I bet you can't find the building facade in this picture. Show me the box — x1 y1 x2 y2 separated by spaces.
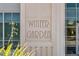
0 3 78 56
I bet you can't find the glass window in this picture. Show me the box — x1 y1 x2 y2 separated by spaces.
66 37 76 41
12 41 20 49
12 13 20 21
66 3 76 8
4 13 11 22
0 13 3 22
0 23 3 40
77 19 79 23
4 23 11 40
77 3 79 8
4 41 10 49
0 13 20 50
67 28 76 36
0 41 3 48
12 13 20 41
77 9 79 18
65 9 76 17
0 13 3 48
65 3 77 55
66 47 76 54
4 13 20 49
65 18 76 26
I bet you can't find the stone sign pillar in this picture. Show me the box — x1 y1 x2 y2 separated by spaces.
20 3 65 56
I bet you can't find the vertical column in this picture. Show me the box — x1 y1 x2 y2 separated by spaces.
20 4 26 46
52 3 65 56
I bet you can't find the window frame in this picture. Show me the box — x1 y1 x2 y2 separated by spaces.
0 12 20 49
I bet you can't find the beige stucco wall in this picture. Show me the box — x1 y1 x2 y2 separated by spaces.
20 3 65 56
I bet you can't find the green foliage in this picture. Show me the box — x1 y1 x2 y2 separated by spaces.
0 43 33 56
0 21 34 56
4 43 12 56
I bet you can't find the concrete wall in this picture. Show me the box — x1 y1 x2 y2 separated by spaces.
0 3 20 12
20 3 65 56
52 3 65 56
